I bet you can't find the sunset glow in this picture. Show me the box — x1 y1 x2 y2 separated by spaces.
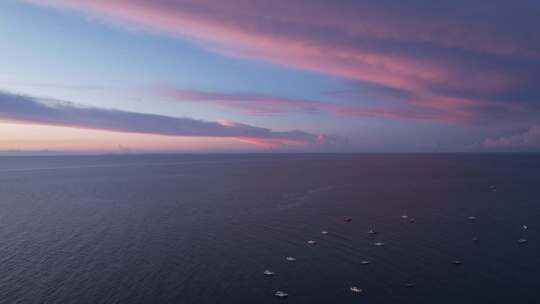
1 1 539 152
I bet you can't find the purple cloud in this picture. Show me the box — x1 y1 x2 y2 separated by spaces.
0 90 347 148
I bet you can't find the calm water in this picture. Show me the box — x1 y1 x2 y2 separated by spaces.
0 154 538 304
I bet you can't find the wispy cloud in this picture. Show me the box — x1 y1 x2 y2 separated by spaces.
162 88 328 115
24 0 540 124
0 90 347 148
161 88 521 124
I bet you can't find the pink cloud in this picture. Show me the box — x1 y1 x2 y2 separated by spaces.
24 0 540 124
25 1 531 89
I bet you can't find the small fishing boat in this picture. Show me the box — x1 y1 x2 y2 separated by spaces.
321 230 329 235
263 270 275 276
374 242 385 247
360 260 370 265
368 229 377 235
453 260 463 265
307 240 317 245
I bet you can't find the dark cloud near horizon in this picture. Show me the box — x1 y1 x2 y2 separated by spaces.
0 91 347 147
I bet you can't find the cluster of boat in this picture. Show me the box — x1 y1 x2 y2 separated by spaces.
264 210 530 299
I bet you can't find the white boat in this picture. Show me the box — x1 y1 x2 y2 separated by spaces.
274 291 288 298
321 230 329 235
360 260 370 265
374 242 385 246
522 225 528 230
467 216 476 220
453 260 463 265
350 286 363 293
518 238 528 244
367 229 377 235
400 215 408 219
307 240 317 245
286 256 297 262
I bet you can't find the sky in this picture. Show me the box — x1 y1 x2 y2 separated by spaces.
1 0 539 153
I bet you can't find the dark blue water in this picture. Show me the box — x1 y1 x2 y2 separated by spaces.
0 154 538 304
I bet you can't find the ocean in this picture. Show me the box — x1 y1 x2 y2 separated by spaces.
0 154 538 303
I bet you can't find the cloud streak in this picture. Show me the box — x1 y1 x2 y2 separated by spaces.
0 91 347 148
162 88 522 124
24 0 540 125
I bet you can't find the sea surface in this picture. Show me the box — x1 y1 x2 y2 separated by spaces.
0 154 538 304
